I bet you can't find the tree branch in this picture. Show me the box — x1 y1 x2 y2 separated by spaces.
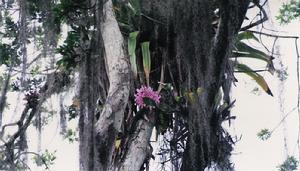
119 119 154 171
2 71 69 147
0 66 13 128
248 30 299 39
240 2 268 31
94 0 130 170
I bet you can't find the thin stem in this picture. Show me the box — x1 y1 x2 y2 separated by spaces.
240 2 268 31
295 37 300 161
248 30 299 39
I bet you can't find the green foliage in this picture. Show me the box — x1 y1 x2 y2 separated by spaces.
277 0 300 24
155 106 172 135
236 63 273 96
63 129 78 143
257 128 271 141
32 26 46 49
0 16 21 66
68 104 78 121
30 65 41 76
236 31 259 42
52 0 86 27
27 0 41 20
141 42 151 86
3 16 18 38
143 97 156 107
233 31 274 96
233 31 273 65
276 67 289 81
278 156 298 171
155 86 186 135
34 150 57 169
52 2 68 26
0 76 3 87
233 42 272 64
128 31 139 77
113 0 141 33
56 29 80 71
0 43 19 66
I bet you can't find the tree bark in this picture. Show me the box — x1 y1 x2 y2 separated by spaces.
174 1 250 170
119 120 154 171
93 0 130 170
77 0 250 170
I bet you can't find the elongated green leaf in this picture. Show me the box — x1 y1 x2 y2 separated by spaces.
233 41 275 74
233 31 276 74
141 41 151 86
232 51 270 63
128 0 141 15
235 42 269 60
236 31 259 42
235 63 273 96
128 31 139 77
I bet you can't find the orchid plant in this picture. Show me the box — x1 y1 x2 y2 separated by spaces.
134 86 161 108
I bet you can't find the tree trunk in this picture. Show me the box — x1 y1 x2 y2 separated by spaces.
172 1 250 170
93 0 130 170
138 0 250 170
78 0 250 170
118 120 154 171
78 1 108 170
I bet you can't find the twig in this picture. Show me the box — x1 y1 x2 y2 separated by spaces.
240 3 268 31
18 151 51 170
141 13 166 25
0 122 19 139
270 106 298 134
158 52 166 93
234 69 269 73
4 71 69 147
295 37 300 161
248 30 299 39
12 68 55 76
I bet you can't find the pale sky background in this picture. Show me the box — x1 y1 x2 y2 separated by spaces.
231 1 300 171
1 1 300 171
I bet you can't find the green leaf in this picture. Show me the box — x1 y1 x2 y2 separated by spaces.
235 63 273 96
234 42 272 62
34 150 57 168
128 0 141 15
128 31 139 77
278 156 298 171
257 128 271 141
236 31 259 42
141 42 151 86
143 97 156 107
233 32 275 75
232 51 270 63
64 129 78 143
232 51 276 74
277 0 300 24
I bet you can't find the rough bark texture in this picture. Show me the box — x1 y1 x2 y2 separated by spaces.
138 0 250 170
78 1 107 170
119 120 154 171
77 0 250 170
0 68 12 128
93 0 130 170
173 1 250 170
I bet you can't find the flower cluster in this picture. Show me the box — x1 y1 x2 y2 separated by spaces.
134 86 161 108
